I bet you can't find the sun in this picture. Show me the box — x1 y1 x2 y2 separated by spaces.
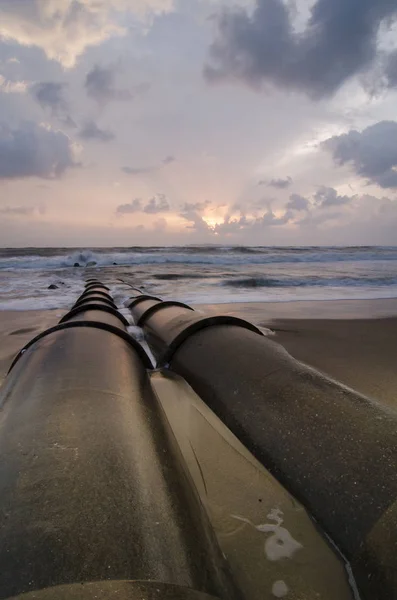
202 216 221 228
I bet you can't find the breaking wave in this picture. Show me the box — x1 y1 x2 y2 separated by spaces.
222 275 397 289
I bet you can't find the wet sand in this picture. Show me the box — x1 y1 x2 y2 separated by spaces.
266 317 397 409
1 299 397 411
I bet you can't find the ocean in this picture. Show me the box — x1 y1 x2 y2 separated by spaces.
1 246 397 310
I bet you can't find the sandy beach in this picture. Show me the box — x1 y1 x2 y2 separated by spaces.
1 298 396 412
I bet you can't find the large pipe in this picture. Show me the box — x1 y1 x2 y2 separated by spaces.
131 300 397 600
74 296 118 309
0 283 238 600
129 300 260 363
8 582 223 599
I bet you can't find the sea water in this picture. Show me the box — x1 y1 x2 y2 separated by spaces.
0 246 397 310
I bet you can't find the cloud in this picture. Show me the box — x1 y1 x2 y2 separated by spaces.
323 121 397 189
85 64 149 105
314 186 353 208
0 122 78 180
116 194 170 215
32 82 68 113
0 205 35 216
122 165 156 175
31 81 76 127
179 205 212 232
122 155 176 175
298 209 344 227
116 198 142 214
261 209 294 226
180 200 211 212
385 50 397 88
213 208 295 236
286 193 309 211
259 176 292 189
78 120 115 142
204 0 397 98
213 214 249 234
85 64 131 103
143 194 170 214
0 1 174 69
0 74 29 94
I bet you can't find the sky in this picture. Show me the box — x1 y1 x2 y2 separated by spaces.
0 0 397 247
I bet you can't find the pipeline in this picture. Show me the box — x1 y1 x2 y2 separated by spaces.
0 282 239 600
129 294 397 600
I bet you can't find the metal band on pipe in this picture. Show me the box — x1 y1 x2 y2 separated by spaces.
74 296 117 309
78 290 114 301
127 295 163 309
136 301 194 327
84 283 110 291
8 320 152 372
60 303 129 326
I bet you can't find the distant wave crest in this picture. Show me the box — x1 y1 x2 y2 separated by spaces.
1 246 397 270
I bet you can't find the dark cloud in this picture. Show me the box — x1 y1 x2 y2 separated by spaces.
323 121 397 189
179 205 211 231
180 200 211 212
31 81 76 127
163 155 176 165
204 0 397 98
385 50 397 88
85 65 149 104
116 194 170 215
62 115 77 129
286 193 309 211
85 65 131 103
143 194 170 214
116 199 142 214
214 215 249 234
213 208 294 235
0 122 77 179
261 209 294 225
78 121 115 142
260 176 292 188
314 187 353 208
122 165 156 175
32 82 67 112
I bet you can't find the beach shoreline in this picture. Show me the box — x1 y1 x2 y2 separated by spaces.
195 296 397 320
1 298 396 410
